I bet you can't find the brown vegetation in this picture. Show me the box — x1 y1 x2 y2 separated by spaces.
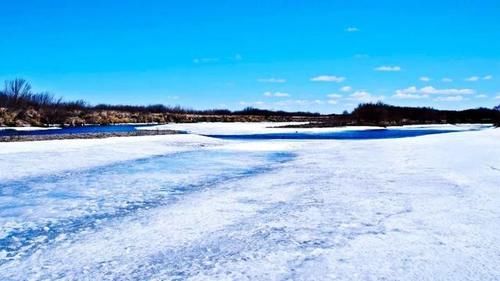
0 79 318 126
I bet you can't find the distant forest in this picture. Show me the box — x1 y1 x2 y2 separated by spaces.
1 78 499 127
350 102 500 127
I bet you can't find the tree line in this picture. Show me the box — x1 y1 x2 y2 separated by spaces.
0 78 319 116
1 78 499 126
350 102 500 126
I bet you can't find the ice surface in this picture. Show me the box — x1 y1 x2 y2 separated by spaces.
0 134 221 181
137 122 379 135
1 126 499 280
138 122 490 135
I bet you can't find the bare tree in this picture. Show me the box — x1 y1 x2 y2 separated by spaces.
4 78 32 96
3 78 33 107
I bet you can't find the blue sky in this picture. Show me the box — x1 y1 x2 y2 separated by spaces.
1 0 499 113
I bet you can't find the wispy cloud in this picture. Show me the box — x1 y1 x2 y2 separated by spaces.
495 94 500 100
345 27 359 32
340 86 352 92
257 78 286 83
193 57 219 64
349 91 384 103
233 53 242 61
310 75 346 83
239 101 265 107
263 91 290 97
395 86 475 96
194 54 242 64
327 93 342 99
442 78 453 83
475 94 487 98
434 95 464 102
393 93 429 99
465 74 493 81
419 76 431 82
354 54 369 59
465 76 480 82
274 99 324 107
374 66 401 72
327 93 342 104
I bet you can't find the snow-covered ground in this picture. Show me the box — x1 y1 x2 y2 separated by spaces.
0 124 499 280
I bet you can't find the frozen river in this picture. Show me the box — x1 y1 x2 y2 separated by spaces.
0 124 499 280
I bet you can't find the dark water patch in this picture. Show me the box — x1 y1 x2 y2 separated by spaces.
207 129 471 140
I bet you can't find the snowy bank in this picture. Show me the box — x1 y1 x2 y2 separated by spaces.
0 126 61 131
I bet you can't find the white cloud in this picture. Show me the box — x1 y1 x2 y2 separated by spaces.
393 93 429 99
419 76 431 82
475 94 487 98
423 86 475 95
495 94 500 100
327 100 338 104
442 78 453 82
274 99 324 107
395 86 475 96
239 101 265 107
345 27 359 32
465 76 480 82
257 78 286 83
263 91 290 97
340 86 352 92
310 75 346 82
374 66 401 72
349 91 384 103
434 95 464 102
483 75 493 80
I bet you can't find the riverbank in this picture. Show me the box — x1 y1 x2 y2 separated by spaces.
0 106 316 127
0 129 179 142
